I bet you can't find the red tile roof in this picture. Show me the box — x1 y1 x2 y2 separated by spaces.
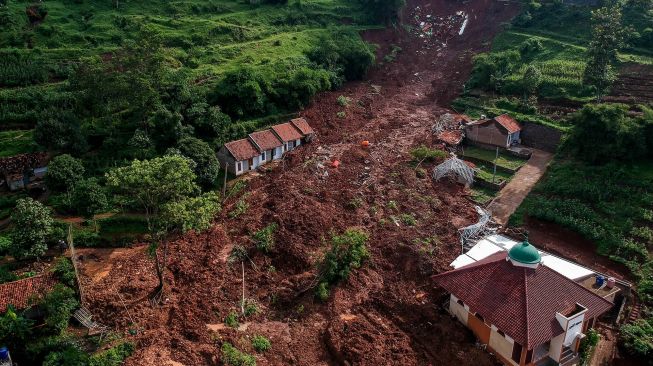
437 130 464 145
0 273 57 312
271 122 303 142
493 114 521 134
224 138 260 161
290 117 314 136
433 252 613 349
249 130 282 151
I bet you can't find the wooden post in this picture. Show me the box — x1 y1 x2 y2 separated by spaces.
222 162 229 202
492 147 498 184
68 224 84 306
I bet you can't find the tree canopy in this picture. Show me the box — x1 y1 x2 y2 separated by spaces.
46 154 85 192
10 197 54 259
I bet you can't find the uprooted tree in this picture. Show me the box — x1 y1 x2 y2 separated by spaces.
106 155 221 302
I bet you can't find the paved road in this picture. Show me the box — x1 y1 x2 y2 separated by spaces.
487 149 554 226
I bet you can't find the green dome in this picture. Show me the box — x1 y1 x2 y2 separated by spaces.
508 241 541 264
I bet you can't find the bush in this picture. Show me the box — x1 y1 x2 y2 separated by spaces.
252 223 277 253
89 342 135 366
316 229 369 300
221 342 256 366
225 311 239 328
620 318 653 359
251 335 271 353
307 30 375 85
42 284 78 334
52 257 76 287
47 154 85 192
410 145 447 162
467 51 521 92
337 95 350 107
0 264 18 284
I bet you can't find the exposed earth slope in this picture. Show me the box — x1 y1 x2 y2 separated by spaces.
80 0 520 364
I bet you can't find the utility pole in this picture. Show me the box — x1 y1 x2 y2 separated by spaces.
492 147 498 184
222 163 228 202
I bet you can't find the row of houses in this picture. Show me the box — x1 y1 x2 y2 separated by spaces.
217 117 314 176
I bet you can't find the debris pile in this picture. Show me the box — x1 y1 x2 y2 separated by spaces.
0 152 47 175
410 6 469 52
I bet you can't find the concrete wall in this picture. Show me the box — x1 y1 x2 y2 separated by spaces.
466 122 510 148
449 295 469 325
489 326 518 366
217 147 238 175
549 333 565 362
272 146 283 160
520 122 562 153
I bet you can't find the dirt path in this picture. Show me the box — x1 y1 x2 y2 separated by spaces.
487 149 553 225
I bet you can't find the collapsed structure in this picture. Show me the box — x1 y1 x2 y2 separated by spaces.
217 117 314 176
433 155 476 186
434 234 628 366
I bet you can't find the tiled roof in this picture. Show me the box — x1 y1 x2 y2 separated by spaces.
224 138 260 161
290 117 314 136
493 114 521 134
0 273 57 312
249 130 282 151
271 122 303 142
433 252 613 349
437 130 464 145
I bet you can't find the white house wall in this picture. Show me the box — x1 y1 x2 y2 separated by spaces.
449 294 469 325
489 325 517 366
273 146 283 160
549 333 565 362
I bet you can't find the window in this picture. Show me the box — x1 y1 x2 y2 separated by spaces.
261 151 266 161
236 162 242 172
525 349 533 364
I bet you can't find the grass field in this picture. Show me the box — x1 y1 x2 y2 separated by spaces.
0 130 37 157
461 146 528 170
510 159 653 297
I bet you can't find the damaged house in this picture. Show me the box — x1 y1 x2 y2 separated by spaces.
218 118 314 176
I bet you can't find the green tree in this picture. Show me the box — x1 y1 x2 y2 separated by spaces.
105 155 198 231
105 155 201 299
567 103 647 163
42 284 78 334
159 191 221 233
0 306 34 351
358 0 405 24
522 64 542 97
583 4 630 100
72 178 108 230
10 197 54 260
34 113 87 154
177 137 220 188
46 154 85 192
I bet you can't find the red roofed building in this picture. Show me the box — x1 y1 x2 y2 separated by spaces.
434 243 613 366
0 274 57 313
217 118 314 176
465 114 522 148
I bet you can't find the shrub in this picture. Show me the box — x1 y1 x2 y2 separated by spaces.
252 223 277 253
242 299 259 317
0 264 18 284
229 198 249 219
399 213 416 226
410 145 447 162
620 319 653 359
221 342 256 366
42 284 78 334
225 311 239 328
307 30 375 85
89 342 135 366
337 111 346 119
337 95 350 107
467 50 521 91
316 229 369 300
251 335 271 353
52 257 76 287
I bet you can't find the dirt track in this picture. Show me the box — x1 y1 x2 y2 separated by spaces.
80 1 521 365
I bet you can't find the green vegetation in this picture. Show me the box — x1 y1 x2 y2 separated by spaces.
225 311 240 328
461 146 527 170
399 213 416 226
620 318 653 360
579 328 599 364
252 223 278 253
221 342 256 366
0 130 37 157
251 335 272 353
10 197 54 259
410 145 447 162
315 229 369 301
470 186 495 206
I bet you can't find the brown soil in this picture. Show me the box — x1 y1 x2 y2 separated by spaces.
80 1 521 365
606 63 653 105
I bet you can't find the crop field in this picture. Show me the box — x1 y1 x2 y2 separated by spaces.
461 146 527 170
0 129 36 157
0 0 375 130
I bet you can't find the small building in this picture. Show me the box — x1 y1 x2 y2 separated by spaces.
0 152 48 191
435 235 624 366
465 114 522 149
248 130 283 164
0 274 57 313
290 117 315 142
271 122 304 154
218 138 262 176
